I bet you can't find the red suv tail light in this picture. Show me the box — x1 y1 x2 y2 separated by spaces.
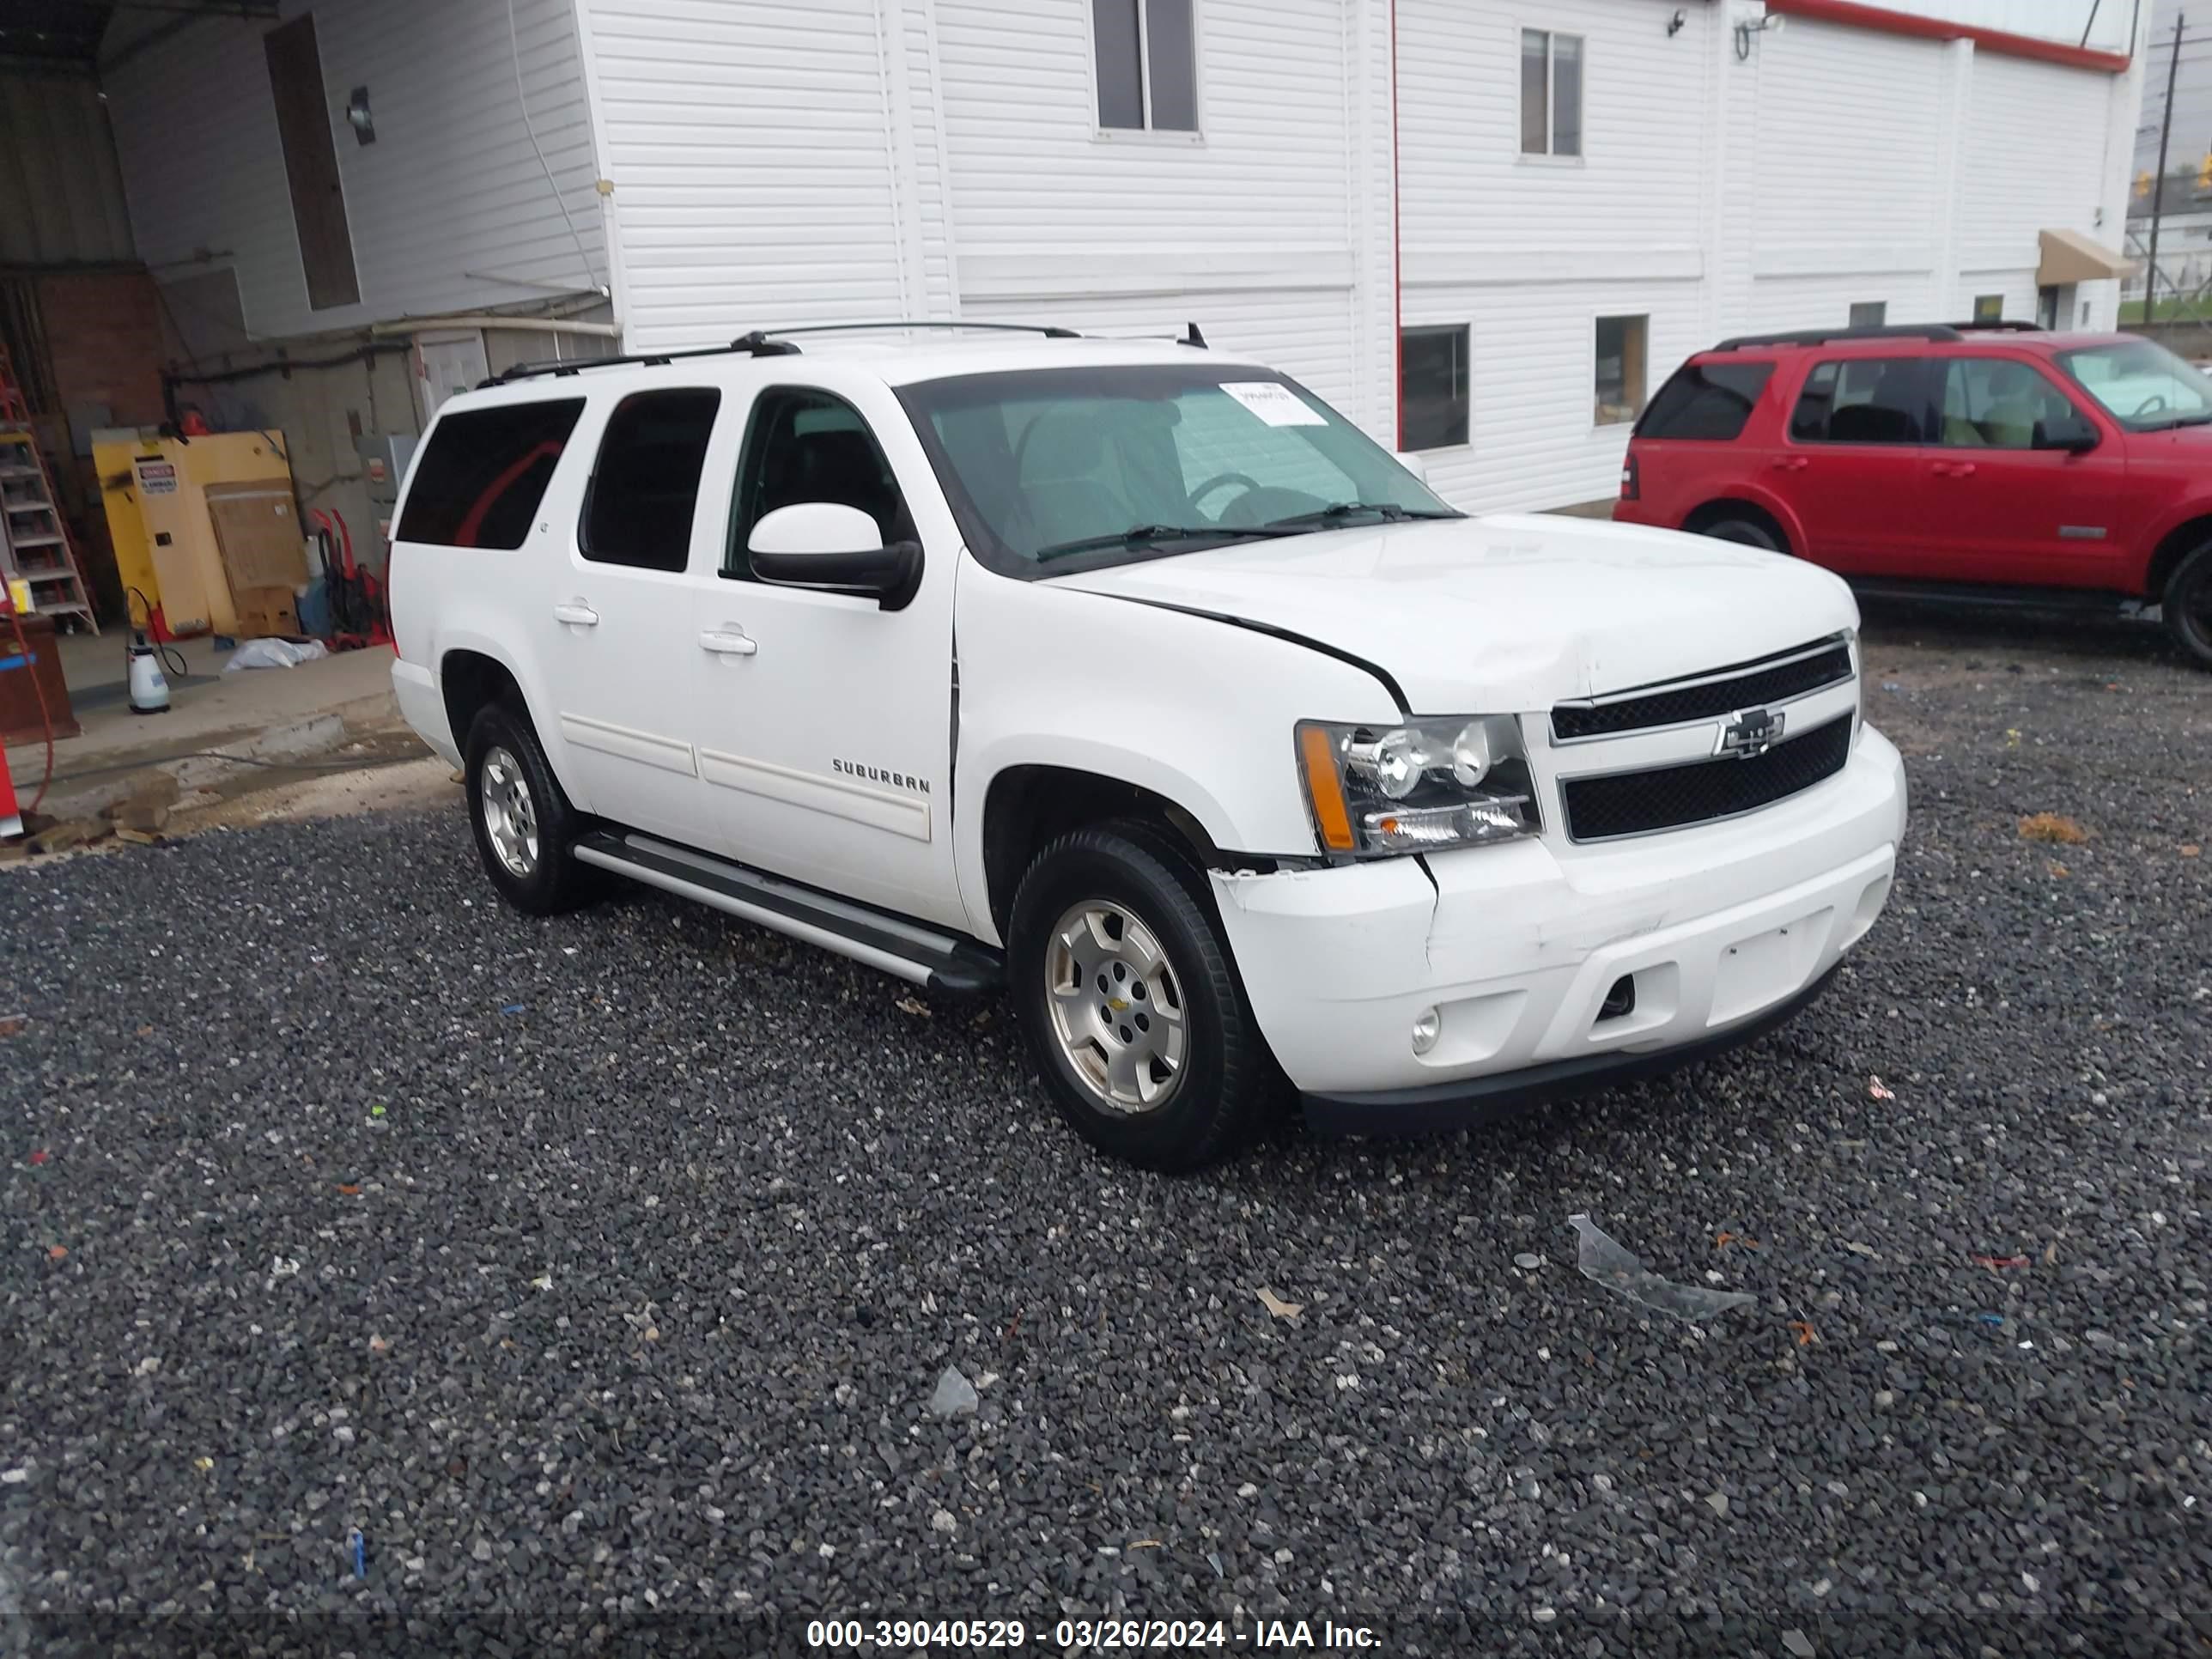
1620 452 1640 501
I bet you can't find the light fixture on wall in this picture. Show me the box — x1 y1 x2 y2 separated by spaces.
1668 9 1686 37
1735 13 1785 60
346 86 375 144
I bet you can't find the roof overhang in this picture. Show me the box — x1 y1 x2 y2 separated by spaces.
2039 228 2139 287
1764 0 2133 74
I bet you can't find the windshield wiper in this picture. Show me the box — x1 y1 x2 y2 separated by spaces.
1255 501 1463 531
1032 523 1288 563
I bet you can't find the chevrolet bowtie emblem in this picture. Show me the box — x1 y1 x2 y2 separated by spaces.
1107 996 1130 1012
1716 707 1784 759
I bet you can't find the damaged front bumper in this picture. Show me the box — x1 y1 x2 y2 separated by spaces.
1206 726 1907 1129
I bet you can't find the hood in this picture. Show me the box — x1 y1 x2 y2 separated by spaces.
1046 513 1860 712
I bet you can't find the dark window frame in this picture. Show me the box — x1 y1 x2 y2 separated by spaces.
1847 301 1889 329
1972 294 2005 324
1786 356 1936 447
1594 313 1650 427
1634 360 1776 442
1400 324 1471 453
576 386 724 574
1092 0 1200 133
393 397 586 550
724 385 912 583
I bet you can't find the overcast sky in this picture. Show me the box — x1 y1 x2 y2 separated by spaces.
2136 0 2212 176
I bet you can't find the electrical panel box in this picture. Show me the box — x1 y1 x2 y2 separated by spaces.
356 432 416 513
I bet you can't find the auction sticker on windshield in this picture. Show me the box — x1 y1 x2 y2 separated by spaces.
1220 381 1327 426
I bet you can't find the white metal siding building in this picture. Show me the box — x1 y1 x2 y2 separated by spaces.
96 0 2146 516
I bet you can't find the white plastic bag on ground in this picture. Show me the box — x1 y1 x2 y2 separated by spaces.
223 638 328 672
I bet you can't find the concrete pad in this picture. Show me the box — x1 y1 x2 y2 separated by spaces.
4 641 403 821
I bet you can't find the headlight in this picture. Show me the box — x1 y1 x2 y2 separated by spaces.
1297 714 1541 856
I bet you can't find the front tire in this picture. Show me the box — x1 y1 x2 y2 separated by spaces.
464 702 597 915
1009 820 1273 1172
2161 542 2212 667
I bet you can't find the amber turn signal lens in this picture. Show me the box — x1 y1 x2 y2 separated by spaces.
1298 724 1356 852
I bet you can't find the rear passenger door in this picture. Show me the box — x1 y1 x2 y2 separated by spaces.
540 386 731 847
1778 356 1936 577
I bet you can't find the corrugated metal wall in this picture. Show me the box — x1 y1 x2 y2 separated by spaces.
0 66 136 267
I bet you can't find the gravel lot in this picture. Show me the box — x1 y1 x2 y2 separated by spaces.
3 611 2207 1658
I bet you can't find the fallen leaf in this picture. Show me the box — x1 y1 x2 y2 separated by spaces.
26 1150 48 1166
1715 1231 1763 1250
1868 1075 1895 1101
136 1024 154 1036
46 1245 67 1261
192 1456 214 1474
369 1104 386 1119
1128 1538 1161 1550
894 996 931 1017
2046 860 2069 878
334 1182 361 1196
2005 729 2021 747
1256 1285 1304 1320
2018 811 2088 845
0 1014 25 1039
1788 1320 1820 1348
368 1334 391 1355
2184 844 2202 859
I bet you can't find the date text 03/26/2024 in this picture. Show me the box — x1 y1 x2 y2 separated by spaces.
804 1618 1382 1650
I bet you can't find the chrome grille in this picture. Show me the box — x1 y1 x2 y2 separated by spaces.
1551 638 1854 743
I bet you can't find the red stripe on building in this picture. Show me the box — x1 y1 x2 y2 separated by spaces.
1763 0 2133 74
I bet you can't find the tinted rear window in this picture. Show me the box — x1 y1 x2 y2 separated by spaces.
1637 361 1774 441
1789 358 1930 445
581 388 722 572
396 398 585 549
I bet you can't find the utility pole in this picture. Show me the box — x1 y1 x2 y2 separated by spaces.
2148 9 2185 323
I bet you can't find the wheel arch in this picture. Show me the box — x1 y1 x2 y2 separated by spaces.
1681 495 1798 553
980 763 1232 944
2143 510 2212 600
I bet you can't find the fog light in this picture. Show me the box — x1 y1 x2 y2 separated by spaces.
1411 1006 1442 1055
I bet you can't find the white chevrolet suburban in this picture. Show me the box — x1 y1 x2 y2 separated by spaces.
389 323 1906 1170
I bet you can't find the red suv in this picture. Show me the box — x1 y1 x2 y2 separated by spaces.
1615 323 2212 665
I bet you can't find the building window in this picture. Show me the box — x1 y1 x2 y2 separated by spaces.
1520 29 1583 157
1094 0 1198 132
1973 295 2004 324
1401 325 1469 451
1595 315 1649 425
1848 301 1887 328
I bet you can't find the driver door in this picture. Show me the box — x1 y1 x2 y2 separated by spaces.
690 378 965 929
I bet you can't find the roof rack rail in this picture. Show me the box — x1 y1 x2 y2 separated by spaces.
483 319 1085 386
1944 319 2044 332
1713 324 1967 350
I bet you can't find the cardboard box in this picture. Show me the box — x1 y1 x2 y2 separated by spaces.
233 584 300 639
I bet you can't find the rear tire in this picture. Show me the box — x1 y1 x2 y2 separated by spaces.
1698 515 1785 553
464 702 597 915
1008 819 1273 1172
2161 541 2212 668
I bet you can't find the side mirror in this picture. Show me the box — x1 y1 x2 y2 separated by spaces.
1393 451 1430 484
748 502 923 611
2035 416 2100 455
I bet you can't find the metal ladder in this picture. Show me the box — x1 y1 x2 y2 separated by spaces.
0 339 98 635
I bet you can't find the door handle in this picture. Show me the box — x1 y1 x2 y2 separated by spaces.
552 600 599 627
1933 461 1978 478
699 627 757 657
1772 456 1809 471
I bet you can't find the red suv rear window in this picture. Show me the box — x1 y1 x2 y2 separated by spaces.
1635 361 1774 441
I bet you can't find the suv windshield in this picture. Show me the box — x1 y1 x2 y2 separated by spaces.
2057 338 2212 431
897 363 1458 575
